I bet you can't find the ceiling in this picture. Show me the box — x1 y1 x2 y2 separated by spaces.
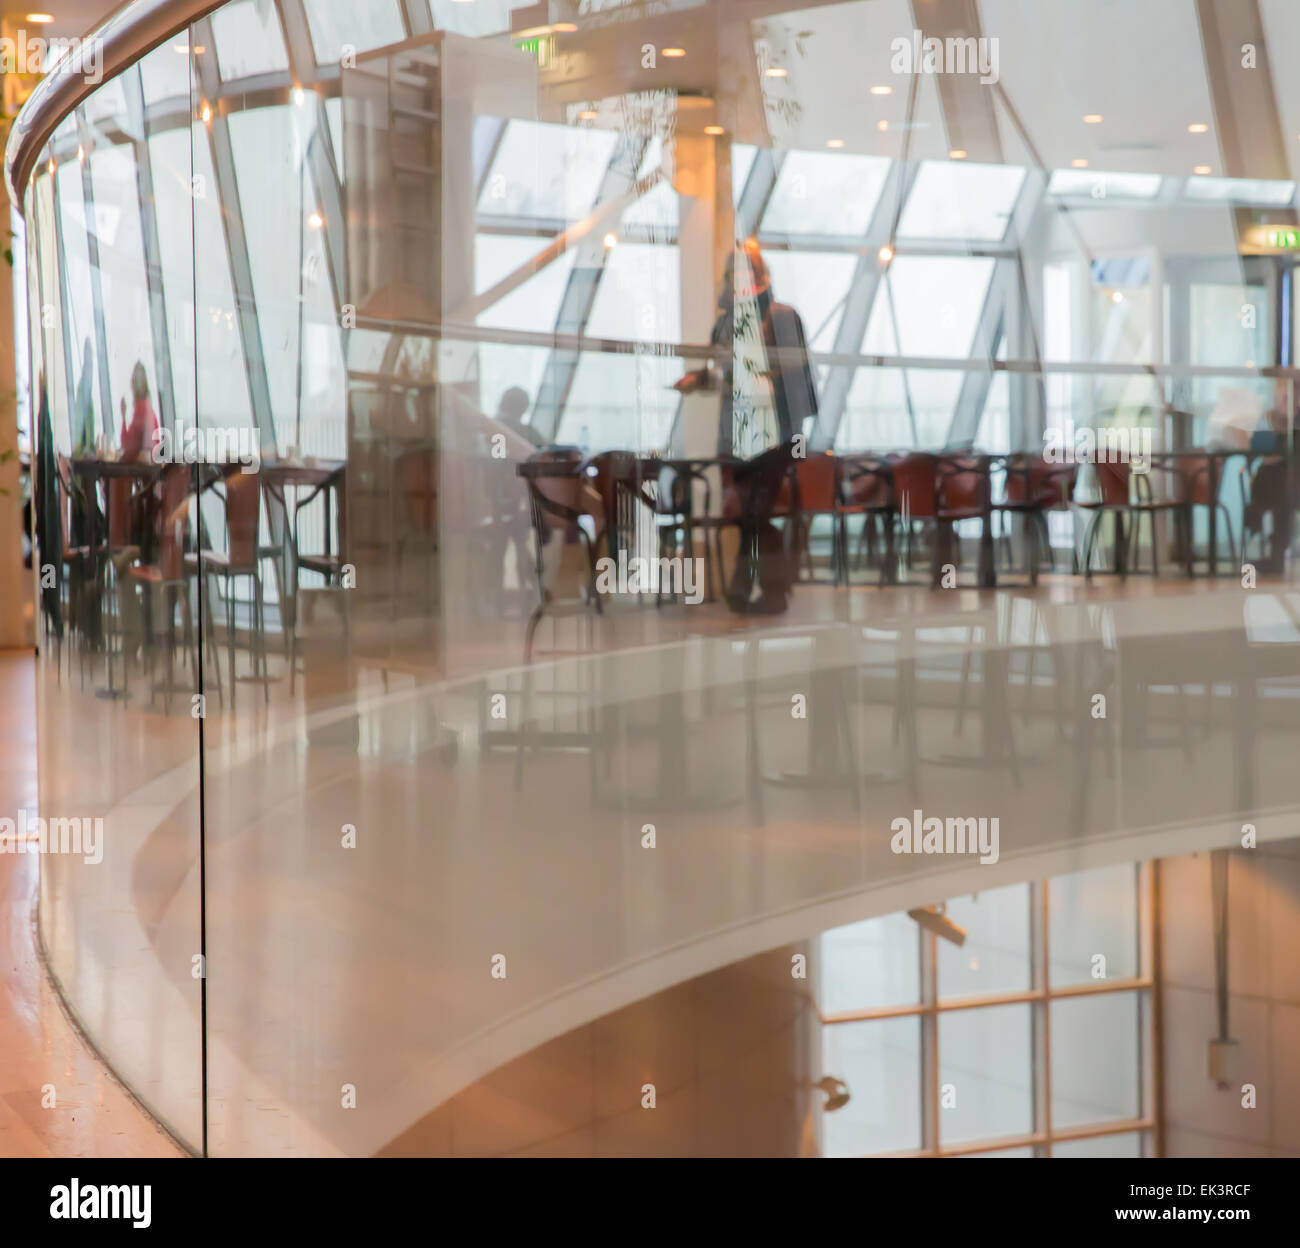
1 0 123 41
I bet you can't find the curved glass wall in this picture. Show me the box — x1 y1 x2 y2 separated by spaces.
19 0 1300 1156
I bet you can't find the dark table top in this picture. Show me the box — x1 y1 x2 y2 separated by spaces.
67 456 159 479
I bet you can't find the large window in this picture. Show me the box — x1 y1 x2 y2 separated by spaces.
818 865 1154 1157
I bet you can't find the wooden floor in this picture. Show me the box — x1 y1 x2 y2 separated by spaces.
0 650 180 1158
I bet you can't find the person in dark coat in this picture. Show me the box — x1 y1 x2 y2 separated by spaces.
674 237 819 456
1243 379 1296 573
673 240 819 611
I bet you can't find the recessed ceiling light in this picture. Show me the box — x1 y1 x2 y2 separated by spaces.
26 13 54 23
1083 114 1103 124
878 244 894 263
1071 158 1088 168
870 85 892 95
603 232 618 249
1193 164 1211 175
308 212 324 229
949 149 967 160
765 66 787 78
704 125 725 135
1188 123 1208 134
553 22 577 31
662 47 686 58
827 138 845 148
877 120 888 131
1111 290 1124 303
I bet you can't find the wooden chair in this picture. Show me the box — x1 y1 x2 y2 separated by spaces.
653 461 716 602
787 453 847 585
200 470 270 705
1173 453 1236 573
890 452 992 586
519 450 604 660
128 466 201 713
841 454 897 585
993 454 1078 584
1079 460 1183 578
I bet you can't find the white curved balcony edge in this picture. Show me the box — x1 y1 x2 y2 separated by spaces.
5 0 228 208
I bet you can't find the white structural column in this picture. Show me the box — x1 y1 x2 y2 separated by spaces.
675 129 730 460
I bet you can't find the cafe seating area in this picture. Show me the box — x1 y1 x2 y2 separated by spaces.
12 0 1300 1164
37 419 1297 724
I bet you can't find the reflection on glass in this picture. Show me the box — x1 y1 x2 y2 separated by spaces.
212 0 290 80
897 161 1025 241
862 256 997 358
303 0 405 65
1047 169 1162 199
1183 176 1294 206
478 121 620 222
90 146 156 435
16 0 1294 1162
761 151 890 236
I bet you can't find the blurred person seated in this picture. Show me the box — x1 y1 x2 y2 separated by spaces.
496 386 545 450
119 362 160 463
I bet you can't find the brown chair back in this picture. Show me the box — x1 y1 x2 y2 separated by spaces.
843 457 893 509
1095 460 1131 507
891 452 939 518
937 456 991 517
224 471 261 568
1177 454 1214 507
1005 457 1077 508
792 453 839 512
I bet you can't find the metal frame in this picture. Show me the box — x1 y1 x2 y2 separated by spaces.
819 863 1160 1158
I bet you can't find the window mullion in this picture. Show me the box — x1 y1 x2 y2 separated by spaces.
1034 878 1053 1156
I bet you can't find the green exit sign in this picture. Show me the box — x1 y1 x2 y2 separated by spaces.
513 35 553 67
1266 228 1300 249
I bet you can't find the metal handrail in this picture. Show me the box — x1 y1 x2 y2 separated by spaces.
5 0 230 210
